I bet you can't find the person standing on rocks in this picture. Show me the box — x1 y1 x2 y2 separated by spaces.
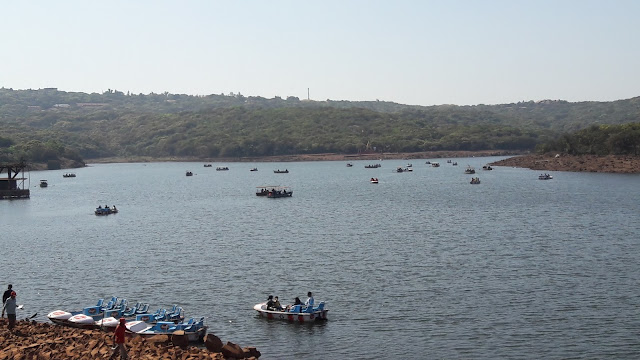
3 291 17 331
109 318 129 360
1 284 12 317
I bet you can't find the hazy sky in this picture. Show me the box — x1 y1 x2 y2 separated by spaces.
2 1 639 106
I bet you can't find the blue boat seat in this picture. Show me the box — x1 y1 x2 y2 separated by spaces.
136 303 150 314
153 309 167 322
96 299 104 308
169 318 194 331
289 305 302 313
304 305 315 313
312 302 325 312
168 307 183 321
122 305 137 317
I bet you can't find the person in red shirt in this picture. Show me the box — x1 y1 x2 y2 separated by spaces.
109 318 129 360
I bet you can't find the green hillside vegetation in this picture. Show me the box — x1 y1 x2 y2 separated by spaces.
1 88 640 165
536 123 640 155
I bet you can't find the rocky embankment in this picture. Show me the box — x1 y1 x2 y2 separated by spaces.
490 154 640 174
0 318 260 359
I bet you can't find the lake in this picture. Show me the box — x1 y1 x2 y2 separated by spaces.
1 156 640 359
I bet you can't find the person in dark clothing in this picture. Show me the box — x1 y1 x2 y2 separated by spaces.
294 297 302 305
1 285 12 317
266 295 275 310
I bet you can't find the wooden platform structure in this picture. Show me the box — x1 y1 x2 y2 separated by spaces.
0 161 30 199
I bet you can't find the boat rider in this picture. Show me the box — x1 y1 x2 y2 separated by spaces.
112 205 117 211
266 295 275 310
273 296 283 311
305 292 314 308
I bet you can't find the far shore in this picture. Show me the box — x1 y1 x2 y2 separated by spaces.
85 150 520 165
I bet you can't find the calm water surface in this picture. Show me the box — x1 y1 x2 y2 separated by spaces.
1 157 640 359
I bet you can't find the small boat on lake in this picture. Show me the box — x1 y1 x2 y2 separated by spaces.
470 177 481 185
370 178 379 184
40 180 48 187
365 164 381 168
266 186 292 198
431 162 440 167
203 164 212 167
250 168 258 171
216 166 229 171
63 173 76 178
539 173 553 180
95 205 118 216
274 169 289 173
186 171 193 176
256 186 279 196
126 317 207 343
465 166 476 174
253 301 328 323
346 163 353 167
482 165 493 171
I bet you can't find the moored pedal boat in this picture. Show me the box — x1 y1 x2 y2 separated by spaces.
253 302 328 323
126 317 207 342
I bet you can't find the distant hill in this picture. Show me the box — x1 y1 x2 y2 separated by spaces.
1 87 639 165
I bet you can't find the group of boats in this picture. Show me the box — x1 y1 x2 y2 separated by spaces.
95 205 118 215
47 297 207 342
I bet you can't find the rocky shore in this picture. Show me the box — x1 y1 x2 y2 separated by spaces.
0 318 260 359
490 153 640 174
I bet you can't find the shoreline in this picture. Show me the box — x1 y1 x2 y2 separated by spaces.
0 318 259 359
490 153 640 174
85 150 520 165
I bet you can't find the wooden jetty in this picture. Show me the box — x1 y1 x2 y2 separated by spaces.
0 162 30 199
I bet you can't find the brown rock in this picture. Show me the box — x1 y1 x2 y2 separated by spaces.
244 347 261 358
221 341 245 359
204 334 224 353
171 330 189 348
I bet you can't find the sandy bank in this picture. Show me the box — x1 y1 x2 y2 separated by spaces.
490 154 640 174
0 318 259 359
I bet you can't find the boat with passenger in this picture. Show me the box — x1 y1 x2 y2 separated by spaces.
274 169 289 173
470 177 481 185
95 205 118 215
253 300 328 323
364 164 381 168
250 168 258 171
63 173 76 178
216 166 229 171
203 164 212 167
346 163 353 167
256 185 279 196
186 171 193 176
465 166 476 174
538 173 553 180
370 178 379 184
40 180 48 187
266 186 292 198
482 165 493 171
431 162 440 167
